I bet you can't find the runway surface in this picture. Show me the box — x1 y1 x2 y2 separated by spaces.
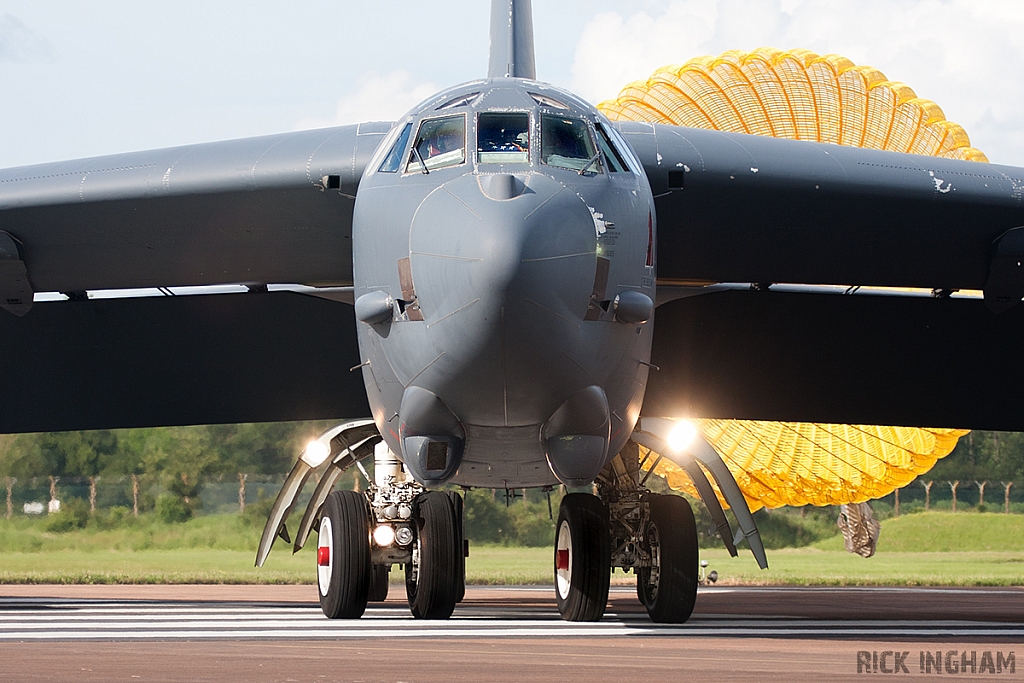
0 585 1021 682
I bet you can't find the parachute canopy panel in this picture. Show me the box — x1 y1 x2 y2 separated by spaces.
641 421 967 511
599 48 987 162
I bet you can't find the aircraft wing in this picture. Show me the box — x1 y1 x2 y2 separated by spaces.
623 122 1024 432
619 121 1024 293
0 123 391 433
0 122 391 296
644 286 1024 430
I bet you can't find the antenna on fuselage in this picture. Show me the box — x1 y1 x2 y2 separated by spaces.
488 0 536 80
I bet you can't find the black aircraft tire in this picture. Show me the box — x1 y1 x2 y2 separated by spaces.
367 563 390 602
554 493 611 622
317 490 372 619
405 491 460 619
637 494 699 624
446 491 466 603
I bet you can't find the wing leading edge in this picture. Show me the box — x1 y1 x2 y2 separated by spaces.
0 122 391 299
620 122 1024 294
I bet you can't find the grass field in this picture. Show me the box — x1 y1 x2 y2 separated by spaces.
698 548 1024 586
814 512 1024 552
2 545 1022 587
0 511 1021 586
0 546 557 586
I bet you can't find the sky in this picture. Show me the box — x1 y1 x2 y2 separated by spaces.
3 0 1024 168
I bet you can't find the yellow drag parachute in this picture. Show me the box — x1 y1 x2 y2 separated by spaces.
598 47 987 162
640 422 968 511
604 48 979 508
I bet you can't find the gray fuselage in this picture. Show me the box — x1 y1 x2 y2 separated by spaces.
352 78 656 489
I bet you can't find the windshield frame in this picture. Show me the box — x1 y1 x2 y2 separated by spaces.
404 113 468 175
476 111 532 165
540 113 600 174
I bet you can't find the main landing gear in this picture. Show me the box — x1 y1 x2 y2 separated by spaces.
554 493 610 621
313 443 700 623
260 422 722 624
553 444 700 623
315 443 466 620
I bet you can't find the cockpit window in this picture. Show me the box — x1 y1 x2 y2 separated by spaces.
604 123 645 175
529 92 569 110
436 92 480 110
478 112 530 164
407 115 466 173
378 123 413 173
595 123 627 173
541 115 597 172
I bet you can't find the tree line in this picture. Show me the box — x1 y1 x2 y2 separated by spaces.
0 421 337 519
1 425 1022 523
931 431 1024 482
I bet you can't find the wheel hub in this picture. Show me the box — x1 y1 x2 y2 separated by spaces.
317 516 334 597
555 520 573 600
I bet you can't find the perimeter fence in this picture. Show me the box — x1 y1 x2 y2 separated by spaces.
1 473 308 519
3 473 1023 521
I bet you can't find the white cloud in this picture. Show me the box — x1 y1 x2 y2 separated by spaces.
571 0 1024 165
295 70 439 130
0 14 54 63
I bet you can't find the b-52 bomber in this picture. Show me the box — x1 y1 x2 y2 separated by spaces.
2 0 1024 623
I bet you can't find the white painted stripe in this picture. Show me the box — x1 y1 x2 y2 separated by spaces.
0 619 623 630
0 613 330 622
2 626 1024 641
0 618 1009 631
700 587 1024 596
0 602 321 611
3 597 1022 642
1 619 1020 635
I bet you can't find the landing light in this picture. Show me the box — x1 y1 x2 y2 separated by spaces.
667 420 697 453
373 524 396 547
301 440 331 468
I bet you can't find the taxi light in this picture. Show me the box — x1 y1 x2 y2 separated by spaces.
373 525 396 547
301 440 331 468
667 420 697 453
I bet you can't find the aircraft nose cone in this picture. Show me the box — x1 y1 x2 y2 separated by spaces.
407 172 598 426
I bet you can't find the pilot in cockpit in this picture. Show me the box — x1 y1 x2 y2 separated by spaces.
478 112 530 164
429 128 460 157
409 115 467 172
